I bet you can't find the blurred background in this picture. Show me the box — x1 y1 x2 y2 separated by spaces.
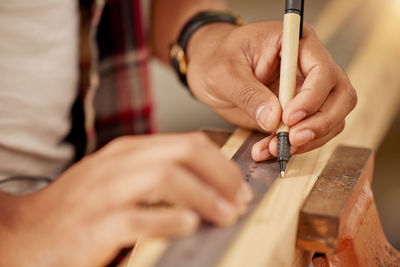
150 0 400 249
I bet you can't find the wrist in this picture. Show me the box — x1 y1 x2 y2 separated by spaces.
169 11 244 89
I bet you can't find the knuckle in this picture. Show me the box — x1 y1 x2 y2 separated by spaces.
188 132 210 146
208 194 225 214
177 132 209 158
300 88 321 112
303 22 316 35
155 165 174 185
338 121 346 133
205 62 228 86
238 87 260 112
190 131 210 144
321 63 337 87
106 136 130 150
321 116 335 133
347 85 358 110
129 213 146 231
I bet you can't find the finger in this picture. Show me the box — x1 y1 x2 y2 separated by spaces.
251 135 274 162
268 122 345 157
293 121 346 154
124 208 200 238
265 122 344 164
297 25 336 78
280 26 337 127
93 208 200 248
222 67 282 132
288 77 356 147
214 107 263 130
104 163 241 226
268 135 298 158
160 164 241 226
282 63 337 126
114 132 252 206
93 167 169 212
168 133 252 205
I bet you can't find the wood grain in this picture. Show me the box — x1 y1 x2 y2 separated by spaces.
219 128 251 159
314 0 363 44
296 146 374 253
306 150 400 266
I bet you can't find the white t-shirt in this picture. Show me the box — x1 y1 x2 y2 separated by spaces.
0 0 79 193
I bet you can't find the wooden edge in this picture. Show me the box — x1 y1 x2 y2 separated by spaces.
337 150 375 246
296 145 374 253
220 128 251 159
127 239 169 267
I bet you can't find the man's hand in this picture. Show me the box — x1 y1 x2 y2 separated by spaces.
186 21 357 160
0 133 251 267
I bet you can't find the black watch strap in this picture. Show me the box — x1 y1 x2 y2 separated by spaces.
169 11 244 89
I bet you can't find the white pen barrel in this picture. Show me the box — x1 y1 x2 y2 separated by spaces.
277 12 301 133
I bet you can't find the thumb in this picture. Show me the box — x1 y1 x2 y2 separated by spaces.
229 71 281 131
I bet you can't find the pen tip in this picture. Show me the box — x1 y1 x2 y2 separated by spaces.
281 171 285 177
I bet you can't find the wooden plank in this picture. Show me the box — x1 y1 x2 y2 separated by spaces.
324 0 382 69
336 1 400 149
219 128 251 159
314 0 363 44
296 146 374 253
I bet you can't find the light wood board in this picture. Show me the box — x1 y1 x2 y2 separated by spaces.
314 0 363 43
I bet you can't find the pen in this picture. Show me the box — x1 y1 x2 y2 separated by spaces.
277 0 304 177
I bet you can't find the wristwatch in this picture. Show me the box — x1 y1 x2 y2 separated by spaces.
169 11 245 89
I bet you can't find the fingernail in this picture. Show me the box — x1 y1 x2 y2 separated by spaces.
256 104 273 131
294 129 315 146
217 200 238 227
179 212 199 236
236 183 253 205
288 111 306 125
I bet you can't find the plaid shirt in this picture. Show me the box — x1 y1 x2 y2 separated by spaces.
0 0 154 194
72 0 154 159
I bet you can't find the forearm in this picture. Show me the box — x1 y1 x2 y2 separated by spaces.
151 0 229 64
0 191 23 227
0 192 26 265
